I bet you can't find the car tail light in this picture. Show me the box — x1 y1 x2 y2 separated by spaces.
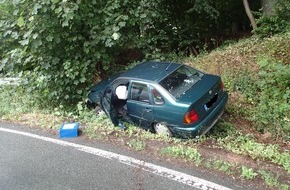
220 80 225 92
184 110 199 124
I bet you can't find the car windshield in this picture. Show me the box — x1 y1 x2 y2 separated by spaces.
159 65 204 98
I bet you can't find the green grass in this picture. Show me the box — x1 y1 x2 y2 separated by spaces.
205 159 236 175
241 166 258 180
217 132 290 174
187 33 290 138
0 86 34 116
258 170 290 189
127 139 146 151
161 146 202 166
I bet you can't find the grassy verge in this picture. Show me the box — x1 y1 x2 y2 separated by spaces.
187 33 290 138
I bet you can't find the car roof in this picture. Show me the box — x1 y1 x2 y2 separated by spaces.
120 62 181 82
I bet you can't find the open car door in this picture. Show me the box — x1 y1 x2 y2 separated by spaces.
101 86 119 126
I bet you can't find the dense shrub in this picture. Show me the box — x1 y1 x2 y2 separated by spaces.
190 33 290 137
1 0 258 108
234 59 290 136
1 0 163 107
255 59 290 135
255 0 290 37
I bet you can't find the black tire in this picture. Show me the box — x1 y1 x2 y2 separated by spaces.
86 100 96 109
94 105 104 116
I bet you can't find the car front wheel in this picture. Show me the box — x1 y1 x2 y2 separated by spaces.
95 105 104 116
154 123 172 137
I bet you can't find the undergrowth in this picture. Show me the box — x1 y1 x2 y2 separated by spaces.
217 131 290 174
0 86 36 116
161 146 202 166
188 33 290 138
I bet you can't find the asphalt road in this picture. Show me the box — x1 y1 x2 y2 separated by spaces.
0 121 255 190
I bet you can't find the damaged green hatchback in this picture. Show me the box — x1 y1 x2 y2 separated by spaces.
86 62 228 138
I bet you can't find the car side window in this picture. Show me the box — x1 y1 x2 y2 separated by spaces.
151 88 165 105
131 82 149 103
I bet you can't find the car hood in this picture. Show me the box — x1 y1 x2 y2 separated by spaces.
176 74 220 104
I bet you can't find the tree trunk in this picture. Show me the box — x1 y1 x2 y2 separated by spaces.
242 0 257 30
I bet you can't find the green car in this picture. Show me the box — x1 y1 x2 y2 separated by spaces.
87 62 228 138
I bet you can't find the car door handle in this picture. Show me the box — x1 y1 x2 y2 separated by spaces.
145 108 152 112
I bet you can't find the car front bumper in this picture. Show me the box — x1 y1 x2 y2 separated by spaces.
172 92 228 138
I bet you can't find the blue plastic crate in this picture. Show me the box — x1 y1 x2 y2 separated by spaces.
60 122 79 138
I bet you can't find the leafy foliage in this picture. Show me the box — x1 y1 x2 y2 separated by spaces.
241 166 258 180
127 139 146 151
190 32 290 137
218 132 290 174
161 146 202 165
146 0 254 54
0 0 288 110
1 0 163 107
255 59 290 134
255 0 290 37
258 170 281 188
0 86 36 115
6 0 231 107
233 58 290 135
209 160 235 174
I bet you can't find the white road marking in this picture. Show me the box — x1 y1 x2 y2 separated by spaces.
0 127 232 190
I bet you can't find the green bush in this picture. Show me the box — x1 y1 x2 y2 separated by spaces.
1 0 163 107
231 57 290 136
255 0 290 37
0 86 39 116
255 59 290 135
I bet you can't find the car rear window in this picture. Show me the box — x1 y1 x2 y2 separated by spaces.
159 65 204 98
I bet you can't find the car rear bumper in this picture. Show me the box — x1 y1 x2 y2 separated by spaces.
172 92 228 138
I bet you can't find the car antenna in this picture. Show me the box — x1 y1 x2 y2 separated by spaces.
165 62 173 71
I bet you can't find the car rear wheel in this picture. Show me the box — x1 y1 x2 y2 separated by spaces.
154 123 172 137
